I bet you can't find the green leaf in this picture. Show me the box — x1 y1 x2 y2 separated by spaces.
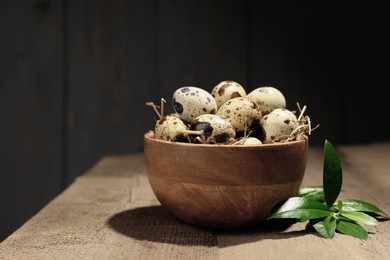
297 186 325 201
323 140 343 207
313 215 336 239
268 197 332 220
266 139 387 240
337 200 343 213
337 199 389 218
336 220 368 240
341 211 379 225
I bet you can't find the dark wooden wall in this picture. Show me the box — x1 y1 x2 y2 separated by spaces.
1 0 388 241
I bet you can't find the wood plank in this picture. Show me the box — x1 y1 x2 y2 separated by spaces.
66 0 159 184
341 2 389 144
0 0 64 242
248 1 344 146
1 143 389 259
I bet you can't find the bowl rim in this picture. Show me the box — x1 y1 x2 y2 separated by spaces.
144 131 308 148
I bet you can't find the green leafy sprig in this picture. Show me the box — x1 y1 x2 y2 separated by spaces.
268 140 389 239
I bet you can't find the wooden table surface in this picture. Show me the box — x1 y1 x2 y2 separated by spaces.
1 142 389 259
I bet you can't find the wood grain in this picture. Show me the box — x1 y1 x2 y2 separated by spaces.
0 0 64 242
1 0 389 246
143 132 308 228
1 142 389 259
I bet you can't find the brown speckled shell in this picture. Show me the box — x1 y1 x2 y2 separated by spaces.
217 97 262 132
211 80 247 109
172 86 217 123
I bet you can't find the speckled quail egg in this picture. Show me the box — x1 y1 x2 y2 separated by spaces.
172 86 217 123
189 114 235 144
217 97 262 134
242 137 262 145
261 108 299 143
246 86 286 115
154 114 188 141
211 80 247 109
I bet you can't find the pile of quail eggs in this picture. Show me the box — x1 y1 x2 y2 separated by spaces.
147 80 314 145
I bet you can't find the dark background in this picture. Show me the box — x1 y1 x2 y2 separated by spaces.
0 0 388 242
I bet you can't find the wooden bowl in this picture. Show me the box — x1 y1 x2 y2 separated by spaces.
143 131 308 229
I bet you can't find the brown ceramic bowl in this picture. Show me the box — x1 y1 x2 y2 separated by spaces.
143 131 308 229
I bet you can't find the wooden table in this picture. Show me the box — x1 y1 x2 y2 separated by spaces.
1 142 389 259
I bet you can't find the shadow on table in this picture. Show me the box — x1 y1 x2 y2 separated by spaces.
107 205 312 247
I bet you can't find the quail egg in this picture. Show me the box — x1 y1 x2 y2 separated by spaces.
189 114 235 144
261 108 299 143
217 97 262 134
172 86 217 123
154 114 188 141
211 80 247 109
246 86 286 115
242 137 262 145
